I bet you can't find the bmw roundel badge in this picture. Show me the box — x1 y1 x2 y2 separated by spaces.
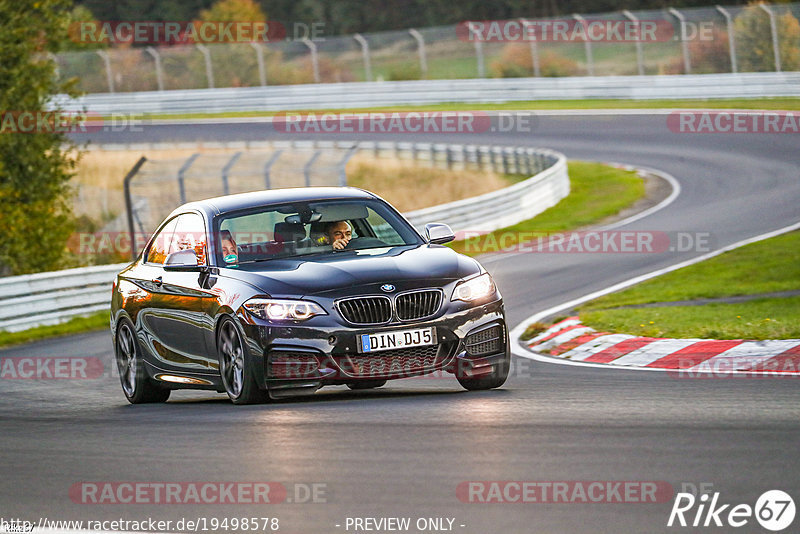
381 284 396 292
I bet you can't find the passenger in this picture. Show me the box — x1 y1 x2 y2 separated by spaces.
220 230 238 263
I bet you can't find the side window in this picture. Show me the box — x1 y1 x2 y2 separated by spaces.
367 207 404 244
145 217 178 265
219 211 278 246
170 213 208 265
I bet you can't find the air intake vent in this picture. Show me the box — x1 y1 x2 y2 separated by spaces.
465 325 505 356
395 290 443 321
336 345 441 377
337 296 392 325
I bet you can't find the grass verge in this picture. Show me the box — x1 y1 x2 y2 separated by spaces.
448 161 646 256
0 311 109 349
128 97 800 121
345 153 511 212
577 231 800 340
582 231 800 308
581 297 800 341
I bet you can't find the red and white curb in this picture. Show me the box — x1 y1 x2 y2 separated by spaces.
524 316 800 376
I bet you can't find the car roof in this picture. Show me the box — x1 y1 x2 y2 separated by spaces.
168 187 379 220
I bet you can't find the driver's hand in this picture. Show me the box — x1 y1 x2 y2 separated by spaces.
332 238 349 250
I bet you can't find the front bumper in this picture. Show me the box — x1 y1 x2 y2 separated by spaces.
239 297 508 399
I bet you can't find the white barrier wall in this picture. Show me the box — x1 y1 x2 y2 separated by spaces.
53 73 800 115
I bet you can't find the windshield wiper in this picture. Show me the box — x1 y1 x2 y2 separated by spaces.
237 257 280 265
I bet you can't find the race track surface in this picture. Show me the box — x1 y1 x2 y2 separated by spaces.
1 113 798 533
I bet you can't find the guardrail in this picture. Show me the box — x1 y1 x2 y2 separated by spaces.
404 151 566 234
0 143 568 332
0 263 124 332
366 142 568 234
54 73 800 115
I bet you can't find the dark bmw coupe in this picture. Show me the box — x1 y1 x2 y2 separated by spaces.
111 187 510 404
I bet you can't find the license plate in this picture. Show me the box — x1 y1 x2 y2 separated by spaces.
359 327 436 353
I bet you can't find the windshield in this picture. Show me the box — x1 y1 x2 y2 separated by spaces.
214 198 423 265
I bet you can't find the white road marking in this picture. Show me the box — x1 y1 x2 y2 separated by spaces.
527 317 581 344
560 334 635 361
611 339 701 367
534 326 595 352
689 340 800 372
510 219 800 374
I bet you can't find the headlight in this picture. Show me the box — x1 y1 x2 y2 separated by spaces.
243 298 326 321
452 272 496 302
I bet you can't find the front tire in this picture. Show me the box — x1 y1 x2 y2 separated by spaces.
115 318 170 404
218 318 269 405
456 350 511 391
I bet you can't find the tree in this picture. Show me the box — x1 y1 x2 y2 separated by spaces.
665 29 734 74
734 2 800 72
0 0 80 275
64 5 101 49
490 44 579 78
190 0 269 88
77 0 214 23
199 0 266 22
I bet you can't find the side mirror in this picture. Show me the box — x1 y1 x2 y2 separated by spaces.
425 223 456 244
163 249 200 271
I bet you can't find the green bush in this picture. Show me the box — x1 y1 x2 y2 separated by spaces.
666 28 733 74
491 44 579 78
385 62 422 81
734 2 800 72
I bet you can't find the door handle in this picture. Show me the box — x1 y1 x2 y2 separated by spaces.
152 276 163 286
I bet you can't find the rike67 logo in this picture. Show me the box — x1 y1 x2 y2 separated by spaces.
668 489 795 531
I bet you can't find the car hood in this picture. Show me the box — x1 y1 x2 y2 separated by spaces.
220 244 481 297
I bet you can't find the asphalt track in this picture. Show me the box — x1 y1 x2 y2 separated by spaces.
2 113 799 533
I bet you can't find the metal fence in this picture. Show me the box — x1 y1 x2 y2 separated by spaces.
402 146 567 235
121 140 562 257
122 142 357 254
56 2 800 94
1 144 567 332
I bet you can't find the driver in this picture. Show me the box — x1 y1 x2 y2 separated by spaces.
324 221 352 250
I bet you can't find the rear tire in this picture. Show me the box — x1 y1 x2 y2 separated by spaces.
347 380 387 390
456 350 510 391
115 318 171 404
218 317 269 405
